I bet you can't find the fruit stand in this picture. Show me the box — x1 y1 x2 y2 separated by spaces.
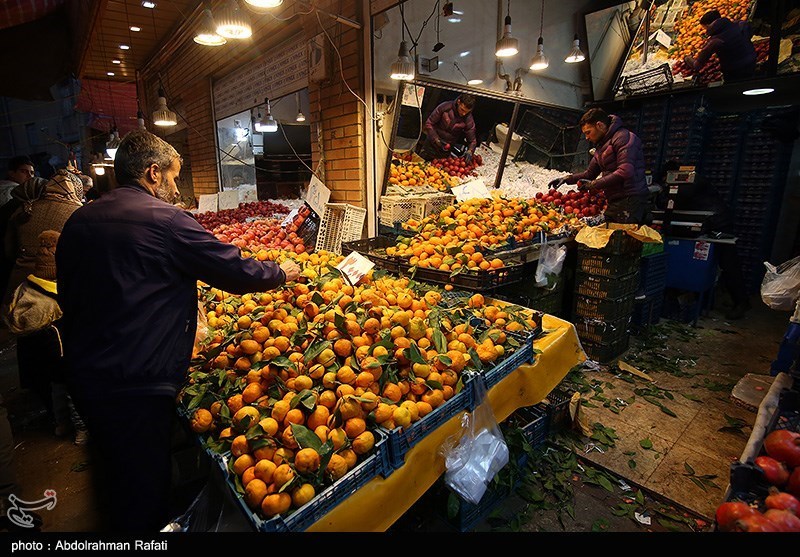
177 186 596 531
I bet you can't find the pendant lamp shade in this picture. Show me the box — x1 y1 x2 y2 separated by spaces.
390 41 415 81
495 15 518 57
152 89 177 127
216 0 252 39
565 34 585 63
529 37 549 70
194 9 227 46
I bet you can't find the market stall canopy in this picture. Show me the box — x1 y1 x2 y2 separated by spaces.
75 79 139 134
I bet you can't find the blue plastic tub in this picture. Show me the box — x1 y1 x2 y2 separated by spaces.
664 239 718 293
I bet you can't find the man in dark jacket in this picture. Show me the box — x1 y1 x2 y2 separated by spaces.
683 10 757 82
56 129 300 532
549 108 649 224
419 93 478 163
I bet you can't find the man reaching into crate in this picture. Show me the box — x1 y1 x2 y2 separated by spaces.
682 9 757 83
548 108 649 224
419 93 478 164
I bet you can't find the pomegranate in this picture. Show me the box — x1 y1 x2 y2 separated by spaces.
765 489 800 515
787 466 800 498
734 513 781 532
754 455 790 486
763 429 800 467
763 509 800 532
715 501 758 531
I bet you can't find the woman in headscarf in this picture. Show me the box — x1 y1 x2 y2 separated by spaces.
0 177 47 299
2 169 85 438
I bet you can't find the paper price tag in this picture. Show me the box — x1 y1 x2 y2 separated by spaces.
197 194 219 214
305 176 331 217
281 208 299 227
336 251 374 286
218 190 240 211
240 187 258 204
451 178 492 202
693 241 711 261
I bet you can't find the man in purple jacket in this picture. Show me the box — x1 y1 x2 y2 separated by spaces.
683 10 757 82
549 108 649 224
419 93 478 163
56 129 300 532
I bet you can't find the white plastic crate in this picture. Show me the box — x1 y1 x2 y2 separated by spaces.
421 193 455 219
379 195 426 227
315 203 367 254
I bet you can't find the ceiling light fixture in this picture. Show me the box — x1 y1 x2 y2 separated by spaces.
447 9 463 23
194 8 227 46
564 33 585 63
93 164 106 176
244 0 283 8
112 59 121 64
216 0 252 39
742 87 775 96
137 109 146 130
468 79 483 85
495 0 518 58
107 71 115 76
152 88 177 127
130 26 141 32
256 98 278 132
529 0 548 70
142 1 156 8
391 3 415 81
119 44 130 50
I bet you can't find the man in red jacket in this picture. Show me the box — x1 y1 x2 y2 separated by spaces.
419 93 478 163
549 108 649 224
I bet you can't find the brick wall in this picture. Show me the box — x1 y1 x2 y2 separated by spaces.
139 0 366 206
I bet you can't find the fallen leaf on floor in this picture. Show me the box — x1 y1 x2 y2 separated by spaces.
70 461 89 472
617 360 654 381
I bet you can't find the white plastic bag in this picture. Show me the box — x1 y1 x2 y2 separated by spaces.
535 242 567 289
439 378 509 505
761 256 800 311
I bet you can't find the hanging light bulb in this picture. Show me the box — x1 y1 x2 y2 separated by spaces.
390 41 415 81
565 34 585 63
93 164 106 176
106 128 121 159
529 37 549 70
495 16 518 57
529 0 548 70
137 109 146 129
295 92 305 122
256 98 278 133
244 0 283 8
194 9 227 46
216 0 252 39
152 88 177 127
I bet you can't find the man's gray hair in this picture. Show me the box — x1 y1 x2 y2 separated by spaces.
114 129 181 186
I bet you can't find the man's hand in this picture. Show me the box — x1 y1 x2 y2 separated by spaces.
683 55 696 69
547 177 568 190
577 179 594 191
280 260 301 283
463 151 473 164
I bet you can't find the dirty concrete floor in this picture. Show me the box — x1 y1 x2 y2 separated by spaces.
0 292 792 536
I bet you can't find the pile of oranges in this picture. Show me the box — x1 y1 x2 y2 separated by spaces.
183 262 539 521
387 159 461 191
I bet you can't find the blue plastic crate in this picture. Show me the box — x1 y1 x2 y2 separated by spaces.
632 296 663 328
482 330 536 391
664 239 718 292
535 388 573 435
511 405 548 448
218 429 392 532
381 377 476 470
448 480 511 532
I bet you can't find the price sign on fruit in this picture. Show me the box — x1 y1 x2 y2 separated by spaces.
197 194 219 214
305 176 331 218
451 178 492 202
336 251 374 286
218 190 240 211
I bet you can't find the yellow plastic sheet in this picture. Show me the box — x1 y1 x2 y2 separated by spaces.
575 222 662 250
307 314 586 532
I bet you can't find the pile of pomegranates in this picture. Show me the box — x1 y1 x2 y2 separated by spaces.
715 428 800 532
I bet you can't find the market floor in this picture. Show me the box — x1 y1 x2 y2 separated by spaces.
0 291 791 533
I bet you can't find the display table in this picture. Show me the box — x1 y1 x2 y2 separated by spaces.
307 313 586 532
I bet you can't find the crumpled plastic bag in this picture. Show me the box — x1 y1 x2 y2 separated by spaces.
761 255 800 311
439 379 508 505
575 222 662 250
535 242 567 288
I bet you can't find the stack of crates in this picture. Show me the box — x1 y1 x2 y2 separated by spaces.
572 233 641 363
632 250 668 332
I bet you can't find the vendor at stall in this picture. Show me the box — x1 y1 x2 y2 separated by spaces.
418 93 478 163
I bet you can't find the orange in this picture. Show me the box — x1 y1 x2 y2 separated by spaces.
231 434 250 457
271 400 291 423
272 463 296 489
244 478 269 509
261 492 291 518
254 459 277 484
280 425 299 449
351 430 375 455
294 447 321 474
291 483 316 509
227 394 244 415
284 408 305 426
326 453 349 481
241 382 263 404
190 408 213 433
306 405 330 431
344 417 367 439
232 454 255 476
